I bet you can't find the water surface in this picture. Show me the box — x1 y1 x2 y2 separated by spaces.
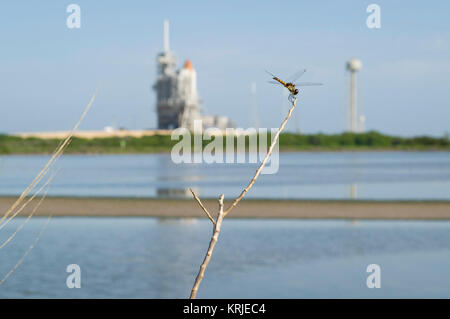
1 152 449 200
0 218 449 298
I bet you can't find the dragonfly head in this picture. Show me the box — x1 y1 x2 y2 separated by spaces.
294 88 299 95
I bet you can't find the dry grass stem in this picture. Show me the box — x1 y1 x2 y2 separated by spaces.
0 215 52 286
0 91 97 226
0 185 50 249
0 169 58 232
0 90 96 285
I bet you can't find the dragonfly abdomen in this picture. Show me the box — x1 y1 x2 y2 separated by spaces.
273 77 287 87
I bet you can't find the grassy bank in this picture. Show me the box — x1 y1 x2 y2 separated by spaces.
0 131 449 154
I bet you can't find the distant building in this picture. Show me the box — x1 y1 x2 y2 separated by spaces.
153 20 233 130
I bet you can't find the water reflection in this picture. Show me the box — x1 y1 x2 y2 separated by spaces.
156 188 191 198
350 183 358 199
0 152 449 200
155 154 199 198
156 217 198 225
348 153 363 200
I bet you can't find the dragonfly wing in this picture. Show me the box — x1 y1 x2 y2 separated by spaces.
268 80 283 85
286 69 307 82
265 70 277 78
294 82 323 86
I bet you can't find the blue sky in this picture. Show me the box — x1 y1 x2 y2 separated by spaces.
0 1 449 136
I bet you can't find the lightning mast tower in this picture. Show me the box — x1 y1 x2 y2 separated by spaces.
157 20 176 77
346 58 362 132
163 20 170 53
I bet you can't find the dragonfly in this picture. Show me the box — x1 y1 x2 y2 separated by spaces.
266 69 322 102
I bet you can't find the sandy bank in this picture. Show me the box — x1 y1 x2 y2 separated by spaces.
1 197 449 219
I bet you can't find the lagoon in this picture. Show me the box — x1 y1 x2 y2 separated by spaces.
0 151 450 200
1 217 450 298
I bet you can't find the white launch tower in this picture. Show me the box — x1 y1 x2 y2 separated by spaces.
154 20 201 130
153 20 233 131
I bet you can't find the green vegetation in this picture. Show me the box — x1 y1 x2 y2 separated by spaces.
0 131 449 155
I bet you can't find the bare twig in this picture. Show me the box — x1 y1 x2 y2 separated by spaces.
189 97 298 298
190 194 225 299
224 98 297 216
189 188 216 225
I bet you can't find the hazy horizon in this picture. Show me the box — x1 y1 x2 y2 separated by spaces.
1 1 449 137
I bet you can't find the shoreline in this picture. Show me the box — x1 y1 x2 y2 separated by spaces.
2 148 450 156
2 196 450 219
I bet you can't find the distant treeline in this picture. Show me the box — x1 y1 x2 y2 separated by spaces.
0 131 449 154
